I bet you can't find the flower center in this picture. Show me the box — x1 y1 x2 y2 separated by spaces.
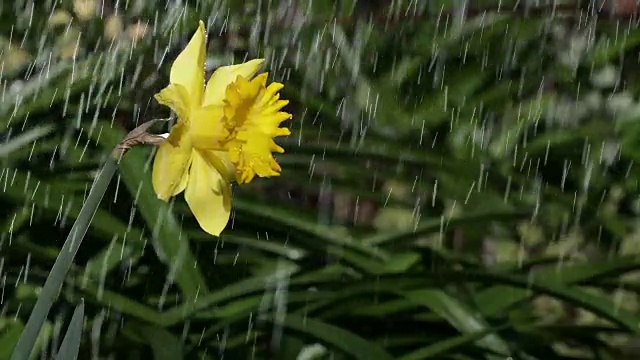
216 73 291 184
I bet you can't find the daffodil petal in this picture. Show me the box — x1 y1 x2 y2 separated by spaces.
227 74 291 137
154 83 191 123
257 82 284 107
226 130 283 184
169 20 206 105
256 106 292 137
189 105 225 149
203 59 265 107
152 127 193 201
201 150 236 183
185 151 232 236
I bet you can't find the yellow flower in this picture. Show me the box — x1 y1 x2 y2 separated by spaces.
152 21 291 236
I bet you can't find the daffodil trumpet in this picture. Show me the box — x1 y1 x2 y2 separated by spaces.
150 20 291 236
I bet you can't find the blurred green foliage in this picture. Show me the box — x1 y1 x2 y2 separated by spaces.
3 0 640 359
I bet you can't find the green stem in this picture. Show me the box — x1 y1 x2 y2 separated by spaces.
10 157 118 360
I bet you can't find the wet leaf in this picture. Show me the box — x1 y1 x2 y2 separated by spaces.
87 121 208 301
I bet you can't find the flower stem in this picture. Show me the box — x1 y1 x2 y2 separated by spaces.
10 157 118 360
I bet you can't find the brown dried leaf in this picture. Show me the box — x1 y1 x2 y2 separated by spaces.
112 119 168 158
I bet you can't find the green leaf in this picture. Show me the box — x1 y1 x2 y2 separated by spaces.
73 280 163 325
196 232 306 261
281 313 395 360
463 270 640 334
398 328 501 360
87 121 208 301
382 252 421 274
54 302 84 360
591 28 640 66
10 159 117 360
1 169 145 277
489 94 558 159
475 256 640 316
124 323 184 360
234 198 387 262
0 320 24 359
162 262 299 325
364 209 527 246
403 290 511 359
0 124 55 158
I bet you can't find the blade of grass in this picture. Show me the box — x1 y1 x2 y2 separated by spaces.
397 327 503 360
475 256 640 316
10 158 117 360
457 270 640 334
281 313 395 360
72 279 164 325
403 290 511 359
54 302 85 360
162 262 299 325
363 209 528 246
0 124 55 157
234 198 387 261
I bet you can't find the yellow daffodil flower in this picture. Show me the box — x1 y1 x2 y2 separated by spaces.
152 20 291 236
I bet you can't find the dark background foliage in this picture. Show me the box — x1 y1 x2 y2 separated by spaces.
3 0 640 359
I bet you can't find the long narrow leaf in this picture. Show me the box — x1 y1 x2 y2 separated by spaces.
282 313 395 360
11 158 117 360
54 302 85 360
